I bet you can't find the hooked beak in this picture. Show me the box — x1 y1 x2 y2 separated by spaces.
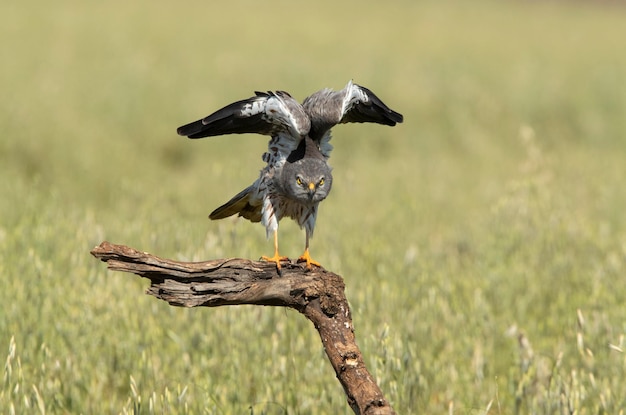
307 182 316 199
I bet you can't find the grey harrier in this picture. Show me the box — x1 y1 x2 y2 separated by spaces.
177 80 403 270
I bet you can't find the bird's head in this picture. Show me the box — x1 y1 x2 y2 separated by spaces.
280 158 333 205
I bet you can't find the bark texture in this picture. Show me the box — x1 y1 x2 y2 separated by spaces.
91 241 396 415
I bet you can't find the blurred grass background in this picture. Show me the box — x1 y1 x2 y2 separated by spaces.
1 0 625 413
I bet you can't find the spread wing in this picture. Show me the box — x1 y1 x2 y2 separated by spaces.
177 90 311 140
302 80 404 153
339 81 404 126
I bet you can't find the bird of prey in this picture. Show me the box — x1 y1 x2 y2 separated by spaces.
177 80 403 270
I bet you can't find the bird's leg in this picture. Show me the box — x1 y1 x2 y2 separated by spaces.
297 230 321 269
261 230 289 270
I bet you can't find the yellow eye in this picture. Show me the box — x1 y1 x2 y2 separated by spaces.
296 177 303 186
318 178 325 186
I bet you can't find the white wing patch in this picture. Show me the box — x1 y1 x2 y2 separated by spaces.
341 80 369 116
263 93 308 138
239 97 267 117
262 95 289 129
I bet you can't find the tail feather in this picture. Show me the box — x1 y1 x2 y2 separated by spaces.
209 185 262 223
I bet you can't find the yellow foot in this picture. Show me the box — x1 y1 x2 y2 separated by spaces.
297 249 321 269
261 253 289 270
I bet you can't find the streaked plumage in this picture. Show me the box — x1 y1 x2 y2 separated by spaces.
177 80 403 270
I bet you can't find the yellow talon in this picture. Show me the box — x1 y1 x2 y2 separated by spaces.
297 248 321 269
261 252 289 270
262 230 288 270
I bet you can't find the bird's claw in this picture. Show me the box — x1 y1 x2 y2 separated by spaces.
261 253 289 271
297 249 321 269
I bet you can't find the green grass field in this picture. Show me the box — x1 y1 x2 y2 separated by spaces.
1 0 625 413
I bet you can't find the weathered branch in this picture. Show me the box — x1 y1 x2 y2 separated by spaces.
90 241 396 415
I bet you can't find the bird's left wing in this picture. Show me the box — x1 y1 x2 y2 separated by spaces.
338 80 404 127
302 80 404 157
177 91 310 140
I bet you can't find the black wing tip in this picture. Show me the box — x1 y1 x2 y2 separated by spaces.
177 93 277 139
356 84 404 126
377 109 403 126
390 110 404 124
177 120 209 138
177 126 191 136
371 93 403 125
176 122 197 137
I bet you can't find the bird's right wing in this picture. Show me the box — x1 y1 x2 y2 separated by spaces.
177 91 311 140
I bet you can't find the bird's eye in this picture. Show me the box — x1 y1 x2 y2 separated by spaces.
296 176 303 186
318 178 325 186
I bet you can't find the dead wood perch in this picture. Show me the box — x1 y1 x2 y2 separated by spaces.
90 241 396 415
